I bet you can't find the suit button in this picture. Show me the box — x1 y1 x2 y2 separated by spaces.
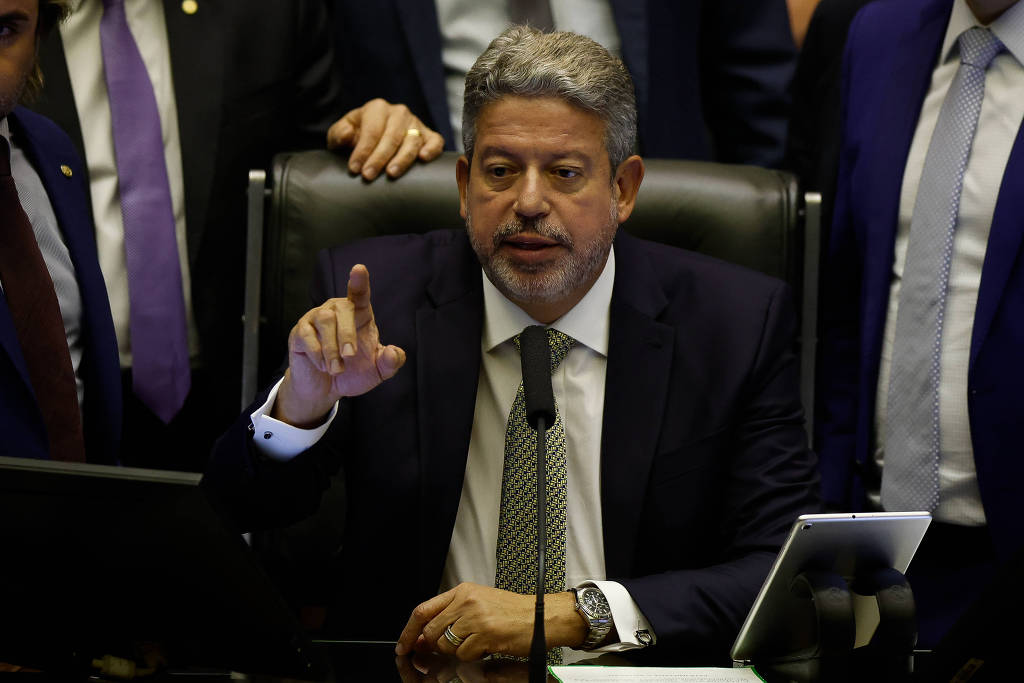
263 431 273 440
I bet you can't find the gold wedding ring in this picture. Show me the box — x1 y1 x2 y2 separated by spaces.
406 128 422 137
443 624 465 647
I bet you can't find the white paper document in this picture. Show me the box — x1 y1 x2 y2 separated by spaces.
549 665 763 682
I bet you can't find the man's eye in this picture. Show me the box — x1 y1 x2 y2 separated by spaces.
490 167 509 178
555 168 580 179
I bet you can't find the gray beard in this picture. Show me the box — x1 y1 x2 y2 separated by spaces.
466 203 617 305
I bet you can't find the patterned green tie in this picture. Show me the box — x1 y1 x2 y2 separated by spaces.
496 328 575 663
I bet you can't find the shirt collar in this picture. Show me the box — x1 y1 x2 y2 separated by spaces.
0 116 10 142
481 246 615 356
941 0 1024 66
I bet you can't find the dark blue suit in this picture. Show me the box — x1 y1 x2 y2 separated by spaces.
329 0 796 167
1 108 121 464
206 230 820 664
816 0 1024 644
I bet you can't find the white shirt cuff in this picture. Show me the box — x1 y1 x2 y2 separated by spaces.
249 378 339 461
579 579 656 652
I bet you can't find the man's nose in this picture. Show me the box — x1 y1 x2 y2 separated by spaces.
513 169 550 219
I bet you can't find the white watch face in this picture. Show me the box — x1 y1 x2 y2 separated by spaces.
581 588 611 617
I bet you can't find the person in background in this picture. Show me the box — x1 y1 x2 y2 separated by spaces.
28 0 444 471
785 0 873 258
0 0 120 463
328 0 796 169
205 26 819 665
817 0 1024 648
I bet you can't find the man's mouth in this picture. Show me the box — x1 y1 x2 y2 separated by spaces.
503 234 562 251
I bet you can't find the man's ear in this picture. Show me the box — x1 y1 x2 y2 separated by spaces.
613 155 644 225
456 155 470 220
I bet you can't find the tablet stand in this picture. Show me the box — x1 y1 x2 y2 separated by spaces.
755 567 916 682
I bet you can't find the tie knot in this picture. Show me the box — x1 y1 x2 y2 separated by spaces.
959 27 1004 69
513 328 576 372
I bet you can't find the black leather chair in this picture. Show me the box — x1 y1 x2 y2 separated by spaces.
243 150 820 436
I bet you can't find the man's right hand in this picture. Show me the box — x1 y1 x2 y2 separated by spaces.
272 264 405 428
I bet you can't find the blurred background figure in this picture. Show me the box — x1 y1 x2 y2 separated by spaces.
785 0 872 254
816 0 1024 648
28 0 441 471
328 0 797 168
1 0 121 464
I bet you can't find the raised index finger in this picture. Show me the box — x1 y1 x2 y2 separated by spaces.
346 264 374 325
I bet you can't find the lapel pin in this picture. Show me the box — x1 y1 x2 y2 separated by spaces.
60 164 73 178
182 0 197 15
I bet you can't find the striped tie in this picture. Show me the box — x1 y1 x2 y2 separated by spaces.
883 28 1005 512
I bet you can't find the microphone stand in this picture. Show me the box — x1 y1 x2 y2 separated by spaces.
529 414 548 683
519 325 555 683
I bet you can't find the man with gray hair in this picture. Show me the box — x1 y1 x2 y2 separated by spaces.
206 26 818 664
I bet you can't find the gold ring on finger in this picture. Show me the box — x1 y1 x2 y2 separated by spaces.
443 624 465 647
406 128 422 137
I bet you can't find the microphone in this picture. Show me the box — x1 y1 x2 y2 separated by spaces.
519 325 553 682
520 325 555 429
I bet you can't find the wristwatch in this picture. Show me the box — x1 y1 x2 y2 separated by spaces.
571 586 613 650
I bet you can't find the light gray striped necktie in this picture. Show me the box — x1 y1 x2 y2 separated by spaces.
882 27 1005 512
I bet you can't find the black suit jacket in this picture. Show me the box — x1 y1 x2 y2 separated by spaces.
206 230 820 664
329 0 796 167
29 0 341 425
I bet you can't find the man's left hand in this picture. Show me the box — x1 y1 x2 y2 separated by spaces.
327 98 445 180
395 583 586 661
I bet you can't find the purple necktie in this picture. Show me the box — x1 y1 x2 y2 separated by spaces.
100 0 190 423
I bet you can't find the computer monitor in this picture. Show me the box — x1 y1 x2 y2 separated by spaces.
0 456 325 679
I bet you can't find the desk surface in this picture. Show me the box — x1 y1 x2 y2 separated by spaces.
2 642 945 683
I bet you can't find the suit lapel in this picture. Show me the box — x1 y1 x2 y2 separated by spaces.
10 109 122 462
971 124 1024 369
4 112 85 397
600 235 674 579
862 0 950 340
609 0 648 127
394 0 452 144
414 239 484 596
163 0 223 266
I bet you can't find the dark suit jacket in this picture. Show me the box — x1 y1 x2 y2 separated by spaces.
816 0 1024 560
206 229 820 664
329 0 796 167
1 108 120 464
29 0 341 427
785 0 873 240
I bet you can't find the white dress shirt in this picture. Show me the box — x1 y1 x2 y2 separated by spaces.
435 0 622 150
0 117 85 408
874 0 1024 525
60 0 200 368
250 249 655 655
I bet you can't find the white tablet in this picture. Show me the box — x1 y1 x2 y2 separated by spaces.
730 511 931 664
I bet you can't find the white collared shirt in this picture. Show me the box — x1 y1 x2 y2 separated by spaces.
59 0 200 368
874 0 1024 525
251 248 655 654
